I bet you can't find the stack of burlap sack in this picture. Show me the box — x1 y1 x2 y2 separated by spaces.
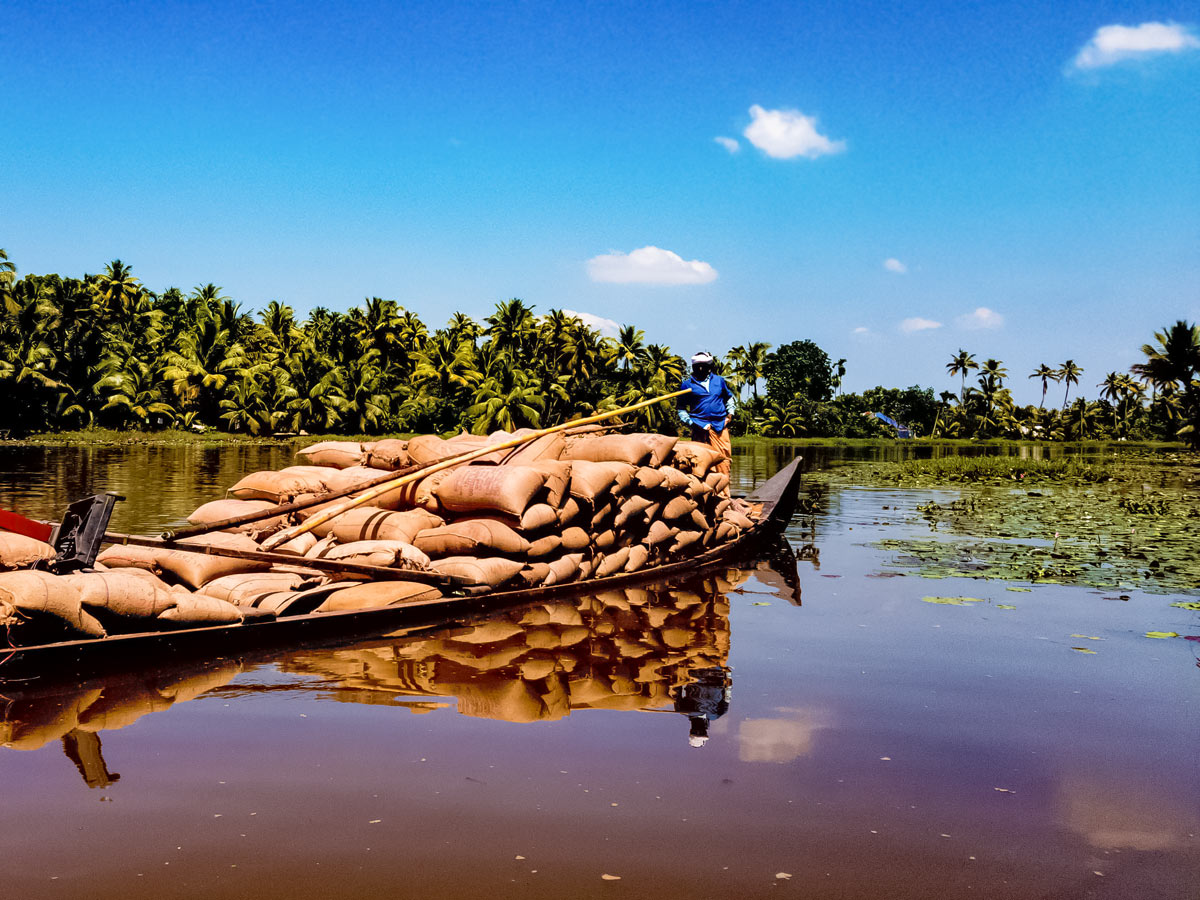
1 660 242 751
0 430 761 637
279 574 739 723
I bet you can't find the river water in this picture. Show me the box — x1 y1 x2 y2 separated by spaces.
1 441 1197 899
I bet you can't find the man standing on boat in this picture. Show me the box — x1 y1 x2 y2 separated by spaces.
678 351 733 475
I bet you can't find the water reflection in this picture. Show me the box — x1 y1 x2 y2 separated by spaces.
2 571 758 782
279 573 744 735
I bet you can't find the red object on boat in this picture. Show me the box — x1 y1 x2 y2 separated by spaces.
0 507 54 543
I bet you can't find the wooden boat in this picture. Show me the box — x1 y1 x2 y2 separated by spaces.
0 457 802 685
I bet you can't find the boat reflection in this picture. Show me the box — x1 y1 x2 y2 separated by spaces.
2 567 776 784
277 570 747 733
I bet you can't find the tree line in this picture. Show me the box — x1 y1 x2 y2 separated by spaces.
0 251 1196 445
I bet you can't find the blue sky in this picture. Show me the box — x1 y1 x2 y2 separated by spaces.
3 0 1198 404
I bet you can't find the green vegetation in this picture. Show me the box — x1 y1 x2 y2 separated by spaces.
1 249 1197 445
874 456 1113 484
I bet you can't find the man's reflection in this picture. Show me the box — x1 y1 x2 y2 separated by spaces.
672 665 731 748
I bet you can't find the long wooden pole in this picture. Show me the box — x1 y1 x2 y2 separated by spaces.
103 531 471 589
260 389 691 550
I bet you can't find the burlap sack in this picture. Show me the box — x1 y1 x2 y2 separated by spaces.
685 475 713 499
331 507 443 544
519 503 558 531
501 430 565 465
568 460 635 501
63 570 178 618
526 534 562 558
371 468 453 512
690 509 710 531
670 441 725 478
715 522 740 543
518 562 552 587
595 546 631 578
0 532 56 570
95 542 164 574
365 438 410 470
428 556 525 588
560 527 591 550
321 465 391 494
722 509 755 530
662 495 698 520
593 529 617 550
297 441 365 469
644 520 677 546
315 539 432 569
658 466 692 491
273 531 319 556
159 592 244 624
435 465 546 517
563 434 655 466
557 496 583 525
527 459 572 507
202 572 310 606
77 683 173 732
548 553 583 584
408 433 506 466
634 466 666 491
624 544 650 572
643 434 679 467
315 580 442 612
228 466 332 502
164 533 271 588
187 498 286 534
414 520 529 557
669 530 704 554
589 500 615 529
0 570 106 636
704 470 730 495
577 556 596 580
614 494 654 528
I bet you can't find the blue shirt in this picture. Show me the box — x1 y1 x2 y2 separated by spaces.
679 374 733 432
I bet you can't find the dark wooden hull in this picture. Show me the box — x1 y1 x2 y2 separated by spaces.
0 457 802 685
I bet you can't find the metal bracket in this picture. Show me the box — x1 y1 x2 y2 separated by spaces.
42 492 125 574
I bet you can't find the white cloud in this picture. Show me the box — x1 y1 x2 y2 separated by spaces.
743 104 846 160
958 306 1004 330
738 708 831 764
561 308 620 338
883 258 907 274
900 317 942 334
586 246 718 285
714 136 740 154
1073 22 1199 69
853 326 870 334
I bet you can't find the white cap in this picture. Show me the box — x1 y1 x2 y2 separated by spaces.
688 735 709 748
691 351 713 365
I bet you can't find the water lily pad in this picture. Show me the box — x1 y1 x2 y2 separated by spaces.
996 604 1016 609
922 596 985 606
1072 647 1097 654
1170 601 1200 610
1006 587 1032 592
1145 631 1178 639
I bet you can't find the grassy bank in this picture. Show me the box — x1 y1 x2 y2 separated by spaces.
5 428 411 448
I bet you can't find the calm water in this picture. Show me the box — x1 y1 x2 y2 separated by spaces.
1 442 1197 900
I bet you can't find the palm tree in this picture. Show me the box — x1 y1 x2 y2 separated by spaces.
484 298 537 361
95 260 143 317
466 367 545 434
614 324 646 373
97 357 175 428
1132 321 1200 445
831 357 847 396
0 248 15 292
946 350 978 405
1058 360 1083 409
737 341 771 401
1029 363 1058 410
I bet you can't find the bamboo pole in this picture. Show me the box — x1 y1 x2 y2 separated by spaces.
260 388 691 550
103 531 471 589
